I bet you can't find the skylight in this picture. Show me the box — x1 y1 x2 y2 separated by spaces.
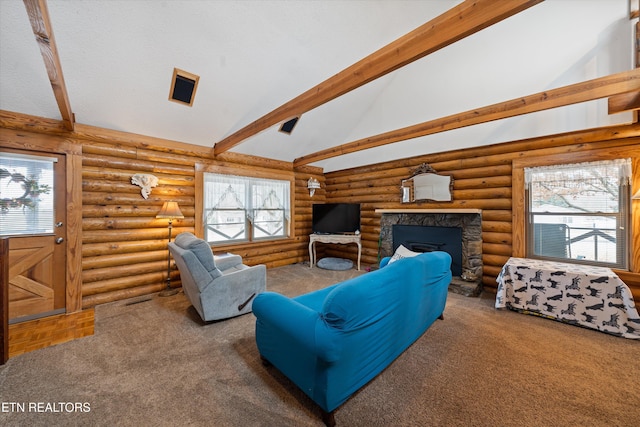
168 68 199 107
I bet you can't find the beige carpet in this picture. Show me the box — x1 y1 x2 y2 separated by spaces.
1 263 639 426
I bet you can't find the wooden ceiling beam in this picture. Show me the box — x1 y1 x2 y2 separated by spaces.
23 0 74 131
293 68 640 167
630 0 640 20
608 91 640 114
213 0 543 155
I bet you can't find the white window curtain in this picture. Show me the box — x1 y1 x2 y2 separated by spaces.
525 158 631 213
205 174 246 211
204 173 291 223
525 158 632 186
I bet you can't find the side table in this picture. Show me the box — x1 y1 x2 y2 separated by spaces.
309 233 361 271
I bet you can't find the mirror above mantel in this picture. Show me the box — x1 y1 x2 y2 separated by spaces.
401 163 453 203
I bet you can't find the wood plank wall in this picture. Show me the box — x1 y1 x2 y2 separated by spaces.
0 111 323 309
2 111 639 310
81 142 196 307
80 142 324 308
322 124 640 303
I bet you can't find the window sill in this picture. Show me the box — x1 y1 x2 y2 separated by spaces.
210 236 298 253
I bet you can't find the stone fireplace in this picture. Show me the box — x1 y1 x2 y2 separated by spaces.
377 209 483 296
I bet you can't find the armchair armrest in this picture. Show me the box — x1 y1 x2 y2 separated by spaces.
198 263 266 320
208 263 266 293
213 253 243 271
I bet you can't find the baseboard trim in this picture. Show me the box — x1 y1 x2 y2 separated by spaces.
8 309 94 358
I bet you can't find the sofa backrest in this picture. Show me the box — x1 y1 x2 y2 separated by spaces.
320 251 452 332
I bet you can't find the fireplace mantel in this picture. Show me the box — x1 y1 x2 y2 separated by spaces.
376 209 482 214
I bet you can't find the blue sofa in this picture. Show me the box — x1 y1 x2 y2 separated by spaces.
253 251 452 426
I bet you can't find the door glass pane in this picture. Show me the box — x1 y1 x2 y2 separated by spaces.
0 153 55 236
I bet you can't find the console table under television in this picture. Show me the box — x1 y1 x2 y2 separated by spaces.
309 233 361 271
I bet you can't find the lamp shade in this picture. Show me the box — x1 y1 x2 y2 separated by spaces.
633 190 640 200
156 201 184 219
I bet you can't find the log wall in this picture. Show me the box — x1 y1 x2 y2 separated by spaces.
0 111 324 309
80 143 325 308
322 124 640 304
2 111 639 309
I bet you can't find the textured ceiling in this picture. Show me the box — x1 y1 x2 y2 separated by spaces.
0 0 632 172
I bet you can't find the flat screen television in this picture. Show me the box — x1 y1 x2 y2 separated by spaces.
312 203 360 234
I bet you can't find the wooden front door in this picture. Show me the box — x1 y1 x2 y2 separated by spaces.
1 150 66 322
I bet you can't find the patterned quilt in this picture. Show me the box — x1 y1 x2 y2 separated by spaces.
496 257 640 339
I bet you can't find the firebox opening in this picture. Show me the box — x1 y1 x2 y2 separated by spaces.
392 225 462 276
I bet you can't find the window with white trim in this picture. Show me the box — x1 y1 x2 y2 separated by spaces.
525 158 631 269
203 173 291 243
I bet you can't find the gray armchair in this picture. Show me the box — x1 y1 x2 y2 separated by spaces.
168 232 266 322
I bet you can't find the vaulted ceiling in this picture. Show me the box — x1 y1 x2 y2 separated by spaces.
0 0 635 172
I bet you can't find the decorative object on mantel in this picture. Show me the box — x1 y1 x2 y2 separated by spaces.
131 173 159 199
401 163 453 203
307 177 320 197
156 201 184 297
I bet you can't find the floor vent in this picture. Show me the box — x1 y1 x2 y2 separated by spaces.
125 298 153 306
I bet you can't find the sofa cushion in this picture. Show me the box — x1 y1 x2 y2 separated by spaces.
388 244 420 264
174 233 222 279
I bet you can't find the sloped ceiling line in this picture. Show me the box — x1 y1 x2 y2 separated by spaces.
212 0 544 156
293 68 640 167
